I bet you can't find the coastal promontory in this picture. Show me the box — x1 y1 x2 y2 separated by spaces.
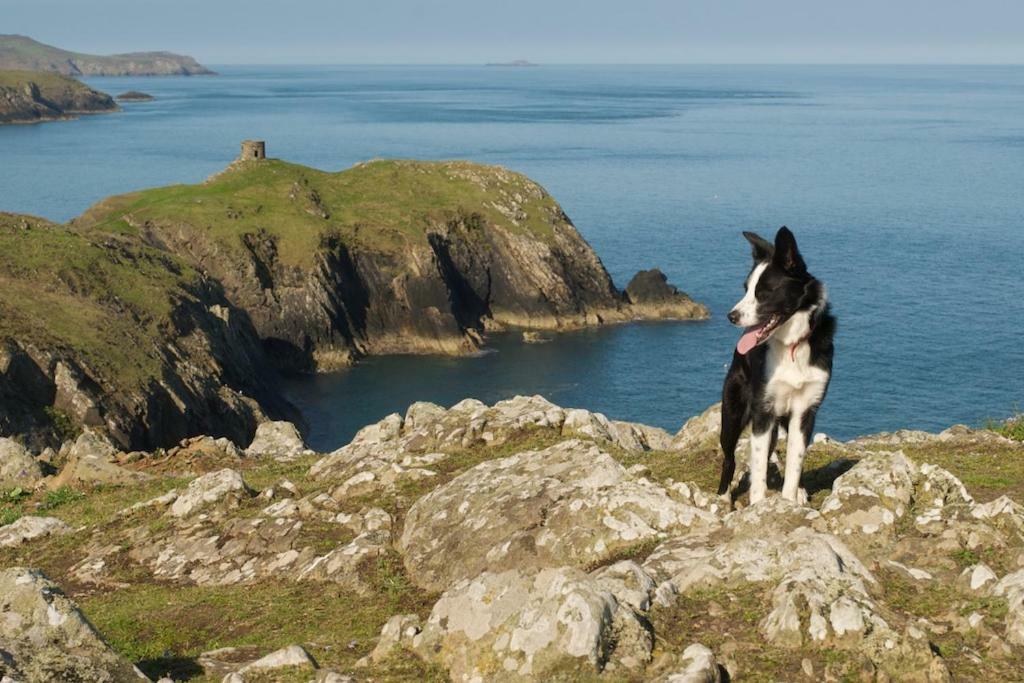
0 69 117 124
77 156 709 373
3 152 706 450
0 34 214 76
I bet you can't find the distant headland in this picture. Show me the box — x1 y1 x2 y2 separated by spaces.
0 34 214 76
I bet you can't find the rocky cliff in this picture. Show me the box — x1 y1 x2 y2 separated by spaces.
1 398 1022 681
78 158 708 372
0 213 293 452
0 34 214 76
0 69 118 124
2 158 704 450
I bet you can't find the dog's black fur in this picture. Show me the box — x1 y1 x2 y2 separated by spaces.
718 227 836 499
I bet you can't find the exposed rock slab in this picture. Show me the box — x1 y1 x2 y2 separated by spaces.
643 497 950 679
0 567 148 682
49 431 151 488
0 437 41 488
0 516 71 548
399 439 716 591
245 421 312 461
412 566 654 682
311 396 675 503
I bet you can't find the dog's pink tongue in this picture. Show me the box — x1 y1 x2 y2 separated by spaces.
736 325 762 355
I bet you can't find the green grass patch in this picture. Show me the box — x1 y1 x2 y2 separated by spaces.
78 158 567 270
0 212 205 393
988 414 1024 442
78 556 439 681
38 486 86 511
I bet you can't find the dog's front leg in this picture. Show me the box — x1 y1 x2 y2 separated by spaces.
782 412 806 501
747 429 772 504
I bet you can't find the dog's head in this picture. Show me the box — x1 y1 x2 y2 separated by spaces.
728 227 822 354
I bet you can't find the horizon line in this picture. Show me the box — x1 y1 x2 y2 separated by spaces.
191 61 1024 67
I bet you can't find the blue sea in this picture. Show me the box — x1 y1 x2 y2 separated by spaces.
2 65 1022 449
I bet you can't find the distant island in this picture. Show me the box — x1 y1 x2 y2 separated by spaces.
115 90 154 102
486 59 538 67
0 34 214 76
0 70 118 124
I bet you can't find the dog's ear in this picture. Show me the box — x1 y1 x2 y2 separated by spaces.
742 231 773 262
773 226 807 275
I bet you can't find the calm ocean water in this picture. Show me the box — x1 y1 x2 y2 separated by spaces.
1 65 1022 449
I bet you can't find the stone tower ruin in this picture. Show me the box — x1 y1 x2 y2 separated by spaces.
240 140 266 161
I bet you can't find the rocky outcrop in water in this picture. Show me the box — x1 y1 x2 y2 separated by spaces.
115 91 155 102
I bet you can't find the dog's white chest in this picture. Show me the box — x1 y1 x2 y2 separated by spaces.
764 344 829 416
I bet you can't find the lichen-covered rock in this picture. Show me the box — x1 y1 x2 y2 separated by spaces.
245 421 312 461
75 487 391 593
0 437 42 488
49 430 149 488
362 614 422 665
230 644 316 678
672 403 722 451
992 569 1024 645
168 468 253 518
412 567 652 682
956 563 998 594
0 516 71 548
311 396 676 498
0 567 148 682
399 439 716 591
819 450 917 543
658 643 722 683
591 561 658 612
643 499 949 679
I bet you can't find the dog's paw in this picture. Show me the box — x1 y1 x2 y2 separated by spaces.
796 487 809 506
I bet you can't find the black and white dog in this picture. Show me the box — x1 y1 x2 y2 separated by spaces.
718 227 835 504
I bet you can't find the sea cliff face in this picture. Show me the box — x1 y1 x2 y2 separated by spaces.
0 214 292 452
78 159 708 372
0 70 117 124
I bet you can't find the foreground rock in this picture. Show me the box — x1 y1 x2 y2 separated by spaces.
0 436 42 488
310 395 674 500
413 565 656 681
245 421 312 461
399 439 715 591
4 398 1024 680
0 567 148 682
0 516 71 548
49 431 151 488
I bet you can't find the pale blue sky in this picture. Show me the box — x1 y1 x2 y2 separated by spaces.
6 0 1023 64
